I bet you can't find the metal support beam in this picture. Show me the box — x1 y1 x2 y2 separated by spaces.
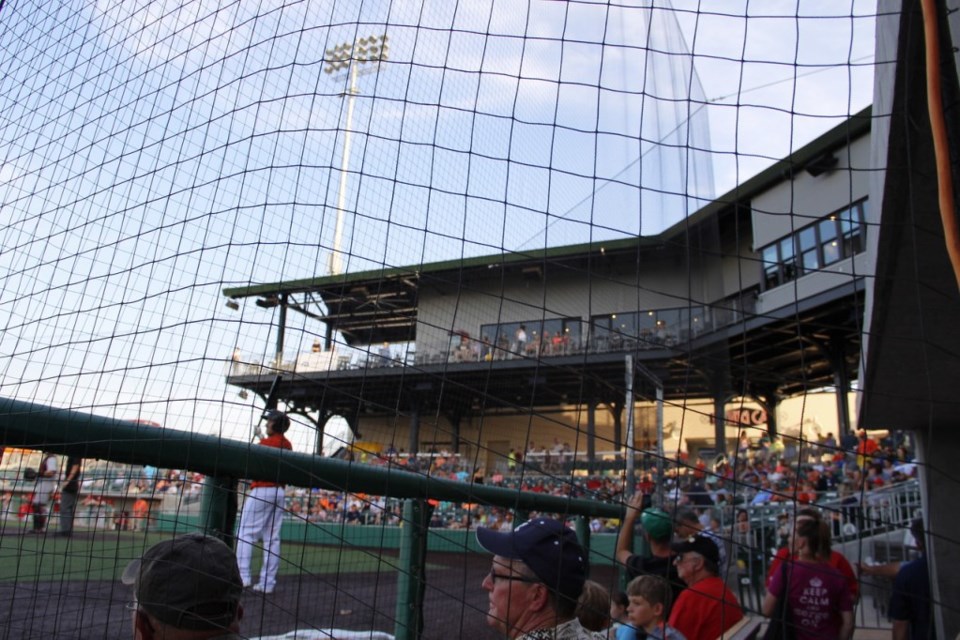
765 393 781 437
586 400 597 474
828 334 853 437
610 400 623 452
409 404 421 455
449 411 461 454
713 393 727 455
275 293 287 369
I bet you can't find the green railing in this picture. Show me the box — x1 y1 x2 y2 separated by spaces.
0 397 624 639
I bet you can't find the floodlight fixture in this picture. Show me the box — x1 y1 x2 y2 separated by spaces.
322 33 390 276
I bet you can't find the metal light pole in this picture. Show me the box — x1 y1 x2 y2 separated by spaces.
323 34 389 276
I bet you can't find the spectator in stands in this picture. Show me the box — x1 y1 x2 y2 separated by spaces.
477 517 603 639
855 429 879 468
738 430 751 455
626 575 685 640
608 591 633 640
889 517 933 640
514 325 527 356
762 517 854 640
668 534 743 640
122 532 244 639
675 507 728 584
576 580 611 633
859 517 933 639
750 478 775 506
823 432 837 452
616 495 684 609
767 507 858 602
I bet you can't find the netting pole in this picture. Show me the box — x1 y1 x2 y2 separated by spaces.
624 355 635 497
395 498 431 640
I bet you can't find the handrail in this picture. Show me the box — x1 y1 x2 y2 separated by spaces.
0 395 628 640
0 396 622 518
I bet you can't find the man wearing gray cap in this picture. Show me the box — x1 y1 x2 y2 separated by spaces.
477 517 605 640
122 533 244 639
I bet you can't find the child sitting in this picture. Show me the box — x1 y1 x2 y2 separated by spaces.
626 575 686 640
609 590 634 640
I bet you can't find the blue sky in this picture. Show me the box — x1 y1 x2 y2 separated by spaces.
0 0 876 448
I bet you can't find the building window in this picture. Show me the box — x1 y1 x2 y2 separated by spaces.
479 317 581 358
590 306 706 350
759 198 867 290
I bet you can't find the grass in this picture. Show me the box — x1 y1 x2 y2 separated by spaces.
0 526 430 583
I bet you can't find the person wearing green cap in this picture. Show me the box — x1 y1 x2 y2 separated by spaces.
616 493 685 613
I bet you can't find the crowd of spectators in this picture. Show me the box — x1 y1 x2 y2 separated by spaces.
277 428 918 539
1 428 917 542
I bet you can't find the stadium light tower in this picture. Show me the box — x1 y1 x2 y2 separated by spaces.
323 34 389 276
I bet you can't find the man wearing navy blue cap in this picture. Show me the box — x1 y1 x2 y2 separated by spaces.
477 517 604 640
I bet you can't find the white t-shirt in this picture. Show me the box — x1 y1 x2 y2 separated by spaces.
34 455 58 503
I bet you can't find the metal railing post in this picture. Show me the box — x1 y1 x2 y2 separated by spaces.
395 498 431 640
200 475 238 546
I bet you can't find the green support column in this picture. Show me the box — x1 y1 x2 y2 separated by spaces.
200 475 238 546
575 516 591 559
586 400 597 473
395 499 431 640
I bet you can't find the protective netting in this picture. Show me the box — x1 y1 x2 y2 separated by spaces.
0 0 952 638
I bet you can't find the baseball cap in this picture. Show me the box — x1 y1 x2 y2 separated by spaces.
476 518 587 602
262 409 290 432
672 533 720 566
122 533 242 631
640 508 673 541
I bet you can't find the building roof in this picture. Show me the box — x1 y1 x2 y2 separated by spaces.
222 107 872 347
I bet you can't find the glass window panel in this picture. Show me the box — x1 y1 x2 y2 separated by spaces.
778 237 794 260
613 312 636 338
591 316 613 350
656 309 681 345
562 319 582 350
798 227 817 251
802 248 819 272
819 218 838 241
762 245 779 266
822 239 841 265
637 310 656 332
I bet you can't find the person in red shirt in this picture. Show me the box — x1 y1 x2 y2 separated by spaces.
667 534 744 640
236 409 293 595
856 429 879 467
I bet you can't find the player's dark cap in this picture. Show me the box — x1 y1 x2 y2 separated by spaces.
262 409 290 432
122 533 242 631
